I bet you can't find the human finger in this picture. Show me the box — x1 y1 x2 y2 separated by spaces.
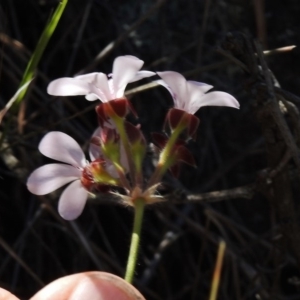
30 271 145 300
0 287 20 300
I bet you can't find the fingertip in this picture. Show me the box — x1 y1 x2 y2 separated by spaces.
30 272 145 300
0 288 20 300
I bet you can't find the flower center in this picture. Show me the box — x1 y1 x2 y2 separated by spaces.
80 161 110 193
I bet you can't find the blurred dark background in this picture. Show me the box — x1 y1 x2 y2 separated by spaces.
1 0 300 299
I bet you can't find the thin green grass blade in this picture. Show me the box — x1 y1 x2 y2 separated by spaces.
14 0 68 107
0 79 33 124
0 0 68 146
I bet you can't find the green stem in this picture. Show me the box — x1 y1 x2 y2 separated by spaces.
112 116 136 186
159 126 182 168
147 125 184 188
125 198 145 283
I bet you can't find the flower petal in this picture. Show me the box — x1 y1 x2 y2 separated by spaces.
27 164 81 195
156 79 176 100
187 81 213 94
157 71 188 109
185 81 214 113
112 56 144 98
193 91 240 111
85 94 98 101
129 70 155 83
47 78 90 96
76 73 111 102
58 180 88 220
39 132 86 168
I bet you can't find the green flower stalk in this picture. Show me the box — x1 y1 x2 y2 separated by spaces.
124 198 145 283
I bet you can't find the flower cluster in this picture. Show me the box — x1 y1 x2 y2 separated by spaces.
27 55 239 220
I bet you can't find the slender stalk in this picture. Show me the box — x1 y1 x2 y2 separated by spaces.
147 125 184 188
115 167 131 192
159 125 182 165
125 198 145 283
112 116 136 186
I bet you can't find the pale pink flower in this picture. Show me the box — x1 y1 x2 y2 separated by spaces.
27 132 106 221
27 132 89 220
47 56 155 102
157 71 239 114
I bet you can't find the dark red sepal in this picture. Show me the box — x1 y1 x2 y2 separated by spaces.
151 132 185 150
124 121 145 145
188 114 200 140
96 98 133 126
174 145 196 167
109 98 128 118
166 108 186 131
165 108 200 140
151 132 168 149
100 126 119 144
95 104 109 127
169 164 180 178
168 146 196 177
